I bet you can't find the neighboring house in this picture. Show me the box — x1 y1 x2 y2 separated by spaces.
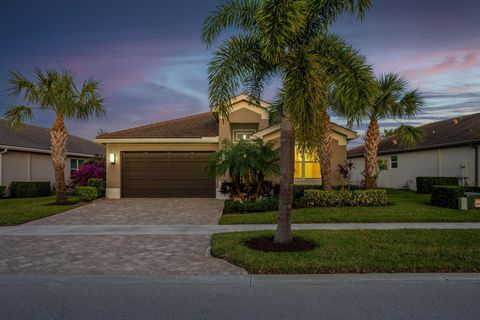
0 120 105 193
347 113 480 190
96 93 357 199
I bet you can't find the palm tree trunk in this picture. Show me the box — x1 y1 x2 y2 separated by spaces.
320 111 333 191
50 115 69 204
364 115 380 189
274 116 295 244
254 172 265 200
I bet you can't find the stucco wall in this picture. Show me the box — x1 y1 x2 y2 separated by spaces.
0 150 91 193
349 146 479 190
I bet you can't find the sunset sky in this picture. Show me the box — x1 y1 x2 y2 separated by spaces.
1 0 479 144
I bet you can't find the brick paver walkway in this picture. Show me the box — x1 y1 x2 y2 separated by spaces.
28 198 225 225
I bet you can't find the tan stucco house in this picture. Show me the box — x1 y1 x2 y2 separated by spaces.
96 93 357 199
0 120 105 195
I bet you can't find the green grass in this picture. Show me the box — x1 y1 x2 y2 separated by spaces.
219 189 480 224
211 229 480 273
0 196 83 225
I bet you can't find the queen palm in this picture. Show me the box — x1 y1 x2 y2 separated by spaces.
4 68 105 204
202 0 374 243
361 73 423 189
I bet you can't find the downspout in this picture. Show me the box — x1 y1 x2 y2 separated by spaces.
0 148 8 187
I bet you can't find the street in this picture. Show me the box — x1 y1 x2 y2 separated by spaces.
1 274 479 320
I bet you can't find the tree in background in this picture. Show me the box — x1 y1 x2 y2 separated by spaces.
4 68 105 204
202 0 374 243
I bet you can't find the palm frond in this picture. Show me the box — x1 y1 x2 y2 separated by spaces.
201 0 261 47
393 124 426 148
3 105 34 127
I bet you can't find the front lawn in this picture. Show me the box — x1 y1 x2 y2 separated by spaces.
219 189 480 224
0 196 82 225
211 229 480 273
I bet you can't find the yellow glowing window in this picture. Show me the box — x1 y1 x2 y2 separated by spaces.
294 147 321 179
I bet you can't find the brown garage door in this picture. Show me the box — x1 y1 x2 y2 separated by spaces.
122 152 215 198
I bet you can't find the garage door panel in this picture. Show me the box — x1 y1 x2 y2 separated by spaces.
122 152 215 198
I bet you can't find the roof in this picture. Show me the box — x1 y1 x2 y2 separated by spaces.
96 112 219 139
254 122 357 140
0 119 105 156
348 113 480 158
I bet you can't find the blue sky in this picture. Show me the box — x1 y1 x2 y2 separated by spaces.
0 0 479 144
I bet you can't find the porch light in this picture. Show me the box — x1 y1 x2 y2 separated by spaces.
109 153 116 164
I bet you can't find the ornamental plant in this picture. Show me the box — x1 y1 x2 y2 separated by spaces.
70 155 106 186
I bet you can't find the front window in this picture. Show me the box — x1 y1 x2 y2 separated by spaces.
70 159 85 175
391 155 398 169
294 147 321 179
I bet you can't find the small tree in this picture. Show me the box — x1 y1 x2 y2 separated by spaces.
4 68 105 204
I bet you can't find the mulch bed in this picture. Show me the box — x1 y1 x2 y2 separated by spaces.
244 236 317 252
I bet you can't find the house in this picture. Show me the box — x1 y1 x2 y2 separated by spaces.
0 119 105 193
347 113 480 190
96 93 357 199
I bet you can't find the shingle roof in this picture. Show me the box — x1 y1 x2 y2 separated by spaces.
0 119 105 156
96 112 219 139
348 113 480 158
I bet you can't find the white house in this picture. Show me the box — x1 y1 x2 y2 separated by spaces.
347 113 480 190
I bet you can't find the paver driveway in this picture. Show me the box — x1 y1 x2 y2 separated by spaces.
28 198 225 225
0 198 246 275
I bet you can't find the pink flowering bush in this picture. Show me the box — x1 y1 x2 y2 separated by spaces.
70 155 106 187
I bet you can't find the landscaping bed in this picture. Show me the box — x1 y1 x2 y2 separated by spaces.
211 229 480 274
219 189 480 224
0 196 83 225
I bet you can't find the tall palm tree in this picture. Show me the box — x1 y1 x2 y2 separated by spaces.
4 68 105 204
361 73 423 189
202 0 374 243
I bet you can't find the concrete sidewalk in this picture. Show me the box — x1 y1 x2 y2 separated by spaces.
1 222 480 236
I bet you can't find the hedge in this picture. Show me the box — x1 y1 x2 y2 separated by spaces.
87 178 106 198
416 177 458 194
303 189 388 207
75 186 98 202
0 186 5 198
224 197 279 214
10 181 51 197
431 186 480 209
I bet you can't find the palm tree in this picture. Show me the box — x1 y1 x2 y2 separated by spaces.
249 139 280 199
361 73 423 189
202 0 374 243
4 68 105 204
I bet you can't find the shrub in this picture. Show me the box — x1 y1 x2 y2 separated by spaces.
416 177 458 194
224 197 279 214
430 185 480 209
87 178 106 198
70 157 106 187
293 185 323 200
0 186 5 198
75 186 98 202
220 180 279 199
10 181 51 197
303 189 387 207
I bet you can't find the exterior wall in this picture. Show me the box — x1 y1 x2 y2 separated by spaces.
105 143 219 199
218 101 269 143
0 150 90 195
348 146 479 190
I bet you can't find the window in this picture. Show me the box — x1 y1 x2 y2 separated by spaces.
70 159 85 175
232 129 257 142
391 155 398 169
294 147 321 179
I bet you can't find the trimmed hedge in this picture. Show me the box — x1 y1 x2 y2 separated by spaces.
75 186 98 202
87 178 106 198
10 181 51 198
303 189 388 207
0 186 5 198
417 177 458 194
224 197 279 214
431 186 480 209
